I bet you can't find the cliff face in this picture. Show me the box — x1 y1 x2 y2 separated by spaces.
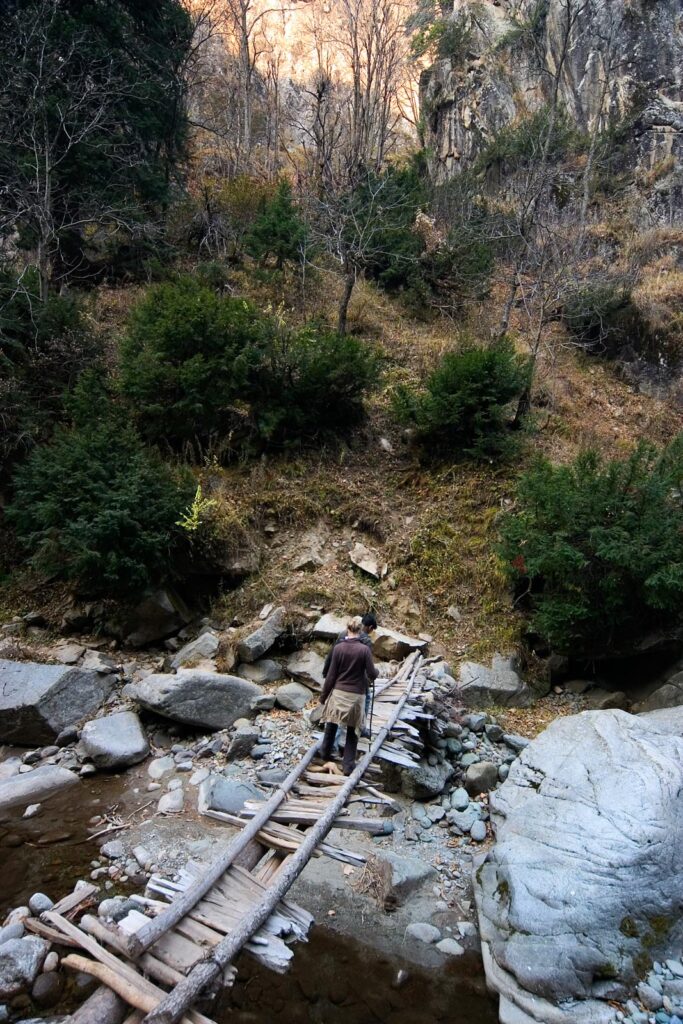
422 0 683 210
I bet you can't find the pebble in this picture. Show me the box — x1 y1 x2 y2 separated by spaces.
469 820 487 842
498 764 510 782
28 893 53 915
175 762 193 773
43 952 59 972
148 755 175 780
460 753 480 767
4 907 29 926
80 764 96 777
22 804 41 819
146 783 161 792
639 981 664 1011
405 922 441 944
31 972 63 1009
167 778 183 791
158 789 184 814
132 846 152 869
484 723 504 743
503 734 529 753
668 962 683 979
0 923 25 946
436 938 465 956
100 840 126 860
450 788 470 811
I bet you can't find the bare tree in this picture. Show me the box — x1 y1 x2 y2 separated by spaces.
0 2 124 300
305 170 416 334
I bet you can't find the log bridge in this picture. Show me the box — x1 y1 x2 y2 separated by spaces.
34 652 431 1024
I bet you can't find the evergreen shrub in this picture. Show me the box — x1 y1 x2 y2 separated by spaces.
119 275 271 447
245 180 307 269
498 437 683 655
393 338 530 459
7 376 192 596
257 329 381 445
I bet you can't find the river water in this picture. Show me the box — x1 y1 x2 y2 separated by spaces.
0 766 499 1023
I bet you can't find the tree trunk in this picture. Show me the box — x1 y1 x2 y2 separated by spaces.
337 271 355 336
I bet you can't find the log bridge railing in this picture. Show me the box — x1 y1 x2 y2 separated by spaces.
45 651 429 1024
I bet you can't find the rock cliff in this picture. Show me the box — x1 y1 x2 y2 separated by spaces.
421 0 683 210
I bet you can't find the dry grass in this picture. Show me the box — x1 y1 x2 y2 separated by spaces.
3 230 682 690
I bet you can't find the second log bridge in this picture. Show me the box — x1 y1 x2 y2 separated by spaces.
54 650 429 1024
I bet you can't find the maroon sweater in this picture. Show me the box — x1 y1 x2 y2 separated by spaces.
321 636 378 701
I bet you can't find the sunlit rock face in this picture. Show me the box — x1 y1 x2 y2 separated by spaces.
421 0 683 199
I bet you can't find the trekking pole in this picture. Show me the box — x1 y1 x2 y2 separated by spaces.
369 680 375 739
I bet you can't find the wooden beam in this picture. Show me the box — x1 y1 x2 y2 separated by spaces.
127 739 322 959
68 985 127 1024
141 652 422 1024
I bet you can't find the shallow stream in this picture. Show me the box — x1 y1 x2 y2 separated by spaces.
0 766 498 1023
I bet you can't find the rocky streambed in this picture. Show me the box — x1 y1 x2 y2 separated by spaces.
1 604 683 1024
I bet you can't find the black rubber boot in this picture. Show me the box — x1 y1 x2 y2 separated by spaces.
320 722 338 761
342 727 359 775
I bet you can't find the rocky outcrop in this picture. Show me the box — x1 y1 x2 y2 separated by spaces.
422 0 683 206
128 671 262 730
0 659 114 746
475 708 683 1024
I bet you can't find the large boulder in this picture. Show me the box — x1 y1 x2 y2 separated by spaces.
373 628 428 661
459 655 531 708
237 659 283 684
170 631 220 670
237 607 286 663
0 766 79 815
123 589 191 648
128 671 262 730
311 613 348 640
400 760 453 800
79 711 150 770
275 682 314 712
0 660 115 746
285 650 325 690
635 670 683 713
475 708 683 1024
0 937 48 999
198 774 264 815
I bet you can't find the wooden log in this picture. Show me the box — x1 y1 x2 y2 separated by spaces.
44 913 213 1024
127 739 322 958
142 652 422 1024
61 955 204 1024
69 985 127 1024
53 883 99 918
25 917 81 947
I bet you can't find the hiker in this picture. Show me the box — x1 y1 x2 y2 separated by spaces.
323 613 377 739
318 620 379 775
